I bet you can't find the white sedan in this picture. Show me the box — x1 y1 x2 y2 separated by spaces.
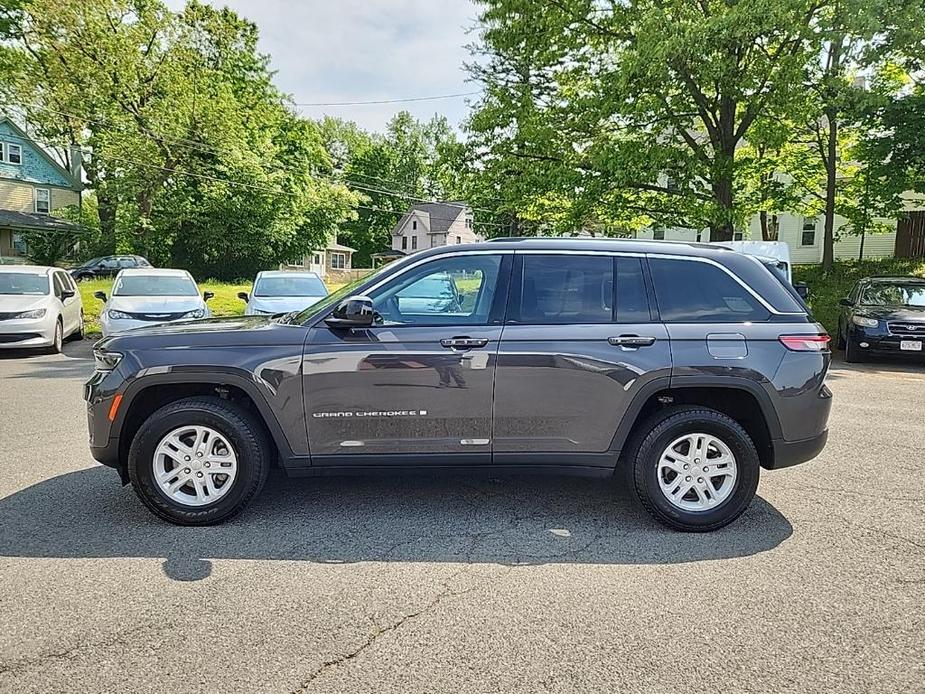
0 265 83 352
96 268 212 337
238 270 328 316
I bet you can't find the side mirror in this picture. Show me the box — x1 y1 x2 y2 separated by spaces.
793 282 809 300
325 295 375 328
237 291 249 302
203 291 214 301
93 291 107 302
60 288 76 300
838 297 854 307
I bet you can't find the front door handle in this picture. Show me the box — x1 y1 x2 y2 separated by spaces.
608 335 657 348
441 337 489 350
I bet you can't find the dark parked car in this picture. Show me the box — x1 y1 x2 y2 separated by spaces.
837 276 925 362
70 255 151 281
84 238 832 531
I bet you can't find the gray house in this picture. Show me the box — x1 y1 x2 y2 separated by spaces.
391 201 480 253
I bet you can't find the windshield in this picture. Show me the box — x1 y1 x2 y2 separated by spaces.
0 273 49 295
80 257 104 268
254 275 327 297
861 282 925 307
113 275 199 297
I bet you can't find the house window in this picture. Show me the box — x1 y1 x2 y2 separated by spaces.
313 253 322 265
457 236 462 244
0 142 4 161
653 229 665 240
801 218 817 246
412 220 417 230
411 236 418 250
733 231 744 241
402 236 408 251
7 143 22 165
330 252 346 269
465 218 473 229
35 188 50 214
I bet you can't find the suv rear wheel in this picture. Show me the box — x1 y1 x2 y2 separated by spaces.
127 397 270 525
627 406 760 532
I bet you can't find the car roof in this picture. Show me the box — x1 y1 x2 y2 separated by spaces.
861 276 925 285
116 268 191 277
472 236 740 257
256 270 321 279
0 265 55 275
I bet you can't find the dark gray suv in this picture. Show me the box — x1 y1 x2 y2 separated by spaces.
84 239 832 531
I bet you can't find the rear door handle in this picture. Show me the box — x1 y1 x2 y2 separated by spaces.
441 337 489 350
608 335 657 348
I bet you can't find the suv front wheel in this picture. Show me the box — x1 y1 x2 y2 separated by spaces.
627 406 760 532
127 397 270 525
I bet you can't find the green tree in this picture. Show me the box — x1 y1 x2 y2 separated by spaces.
467 0 825 241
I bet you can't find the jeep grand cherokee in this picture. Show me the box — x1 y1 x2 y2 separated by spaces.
84 238 831 531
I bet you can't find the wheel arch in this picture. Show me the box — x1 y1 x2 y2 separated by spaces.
612 377 782 470
114 373 292 470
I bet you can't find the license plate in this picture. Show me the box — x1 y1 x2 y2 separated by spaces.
900 340 923 351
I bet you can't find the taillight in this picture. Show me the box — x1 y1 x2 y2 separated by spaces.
779 334 831 352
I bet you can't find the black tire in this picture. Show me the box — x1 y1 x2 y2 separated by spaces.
836 323 846 350
626 406 761 532
71 311 84 341
47 319 63 354
127 397 271 525
75 273 93 282
844 333 864 363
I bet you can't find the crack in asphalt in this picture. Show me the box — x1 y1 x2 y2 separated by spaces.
289 537 514 693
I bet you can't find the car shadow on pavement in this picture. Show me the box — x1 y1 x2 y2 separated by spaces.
0 467 793 580
0 339 94 379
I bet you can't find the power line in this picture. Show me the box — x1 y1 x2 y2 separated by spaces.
293 92 480 107
2 102 505 218
1 130 508 229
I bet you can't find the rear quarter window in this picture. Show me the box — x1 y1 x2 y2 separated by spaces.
649 258 771 323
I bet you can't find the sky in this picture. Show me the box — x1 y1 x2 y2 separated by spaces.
164 0 481 133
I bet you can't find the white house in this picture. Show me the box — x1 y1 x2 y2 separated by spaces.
391 202 481 253
284 237 356 279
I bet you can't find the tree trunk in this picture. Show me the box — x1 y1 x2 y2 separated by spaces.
710 166 735 241
760 211 769 241
821 111 837 271
136 190 155 257
97 192 118 254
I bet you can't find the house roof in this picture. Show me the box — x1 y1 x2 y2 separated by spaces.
327 242 356 253
394 202 468 236
0 209 80 232
0 116 82 190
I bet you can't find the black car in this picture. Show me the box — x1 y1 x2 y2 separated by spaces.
837 276 925 362
70 255 151 281
84 238 832 531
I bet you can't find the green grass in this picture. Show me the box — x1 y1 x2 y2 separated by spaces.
78 278 346 337
794 258 925 335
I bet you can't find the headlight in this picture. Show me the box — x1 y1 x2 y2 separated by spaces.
852 315 879 328
107 309 133 320
15 308 46 319
182 308 205 319
93 349 123 372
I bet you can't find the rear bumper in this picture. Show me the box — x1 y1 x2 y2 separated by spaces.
768 429 828 469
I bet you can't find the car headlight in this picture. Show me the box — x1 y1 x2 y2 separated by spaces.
15 308 46 319
107 309 133 320
182 308 205 319
852 315 879 328
93 348 123 372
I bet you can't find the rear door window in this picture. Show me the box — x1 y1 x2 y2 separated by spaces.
649 258 770 323
514 254 613 324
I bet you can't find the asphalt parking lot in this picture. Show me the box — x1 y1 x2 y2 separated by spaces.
1 340 923 694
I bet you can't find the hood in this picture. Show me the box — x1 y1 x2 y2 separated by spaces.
856 304 925 322
97 314 307 351
0 294 51 312
108 295 205 314
247 295 325 315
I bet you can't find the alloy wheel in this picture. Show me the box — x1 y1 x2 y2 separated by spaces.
152 425 239 507
657 433 737 511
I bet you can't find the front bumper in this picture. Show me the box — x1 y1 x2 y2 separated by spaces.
0 315 56 348
768 429 828 469
849 326 925 356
